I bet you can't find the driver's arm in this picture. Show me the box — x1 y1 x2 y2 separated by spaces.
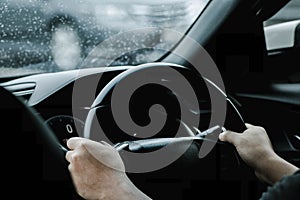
219 123 299 185
65 137 152 200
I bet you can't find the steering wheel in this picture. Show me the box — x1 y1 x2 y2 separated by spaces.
82 62 251 199
0 86 82 199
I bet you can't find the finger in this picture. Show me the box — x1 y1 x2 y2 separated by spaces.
65 150 73 163
245 123 254 128
100 140 112 147
219 130 241 146
67 137 84 150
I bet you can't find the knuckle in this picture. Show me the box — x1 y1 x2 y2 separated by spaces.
65 151 71 161
67 164 73 172
256 126 265 132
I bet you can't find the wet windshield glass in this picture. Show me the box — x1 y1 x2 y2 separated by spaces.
0 0 209 77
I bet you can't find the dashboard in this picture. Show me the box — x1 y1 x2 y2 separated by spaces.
0 66 128 149
1 63 298 179
0 63 242 151
1 62 299 200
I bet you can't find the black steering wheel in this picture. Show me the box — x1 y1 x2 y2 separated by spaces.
83 62 246 151
81 62 251 199
0 86 82 199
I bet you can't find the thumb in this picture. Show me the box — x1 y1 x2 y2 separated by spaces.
219 130 241 146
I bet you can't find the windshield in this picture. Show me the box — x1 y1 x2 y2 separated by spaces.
0 0 209 77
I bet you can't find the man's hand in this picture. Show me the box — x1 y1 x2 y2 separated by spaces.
219 123 299 185
65 137 151 200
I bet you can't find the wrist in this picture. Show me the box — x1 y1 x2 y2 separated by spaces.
254 153 299 185
114 174 151 200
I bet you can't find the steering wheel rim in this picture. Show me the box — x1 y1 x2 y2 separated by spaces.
79 62 253 199
82 62 247 172
84 61 246 139
0 86 81 199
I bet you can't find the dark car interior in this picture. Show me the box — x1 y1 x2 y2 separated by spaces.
1 0 299 199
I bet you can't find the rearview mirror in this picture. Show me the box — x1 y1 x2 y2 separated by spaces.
264 19 300 52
